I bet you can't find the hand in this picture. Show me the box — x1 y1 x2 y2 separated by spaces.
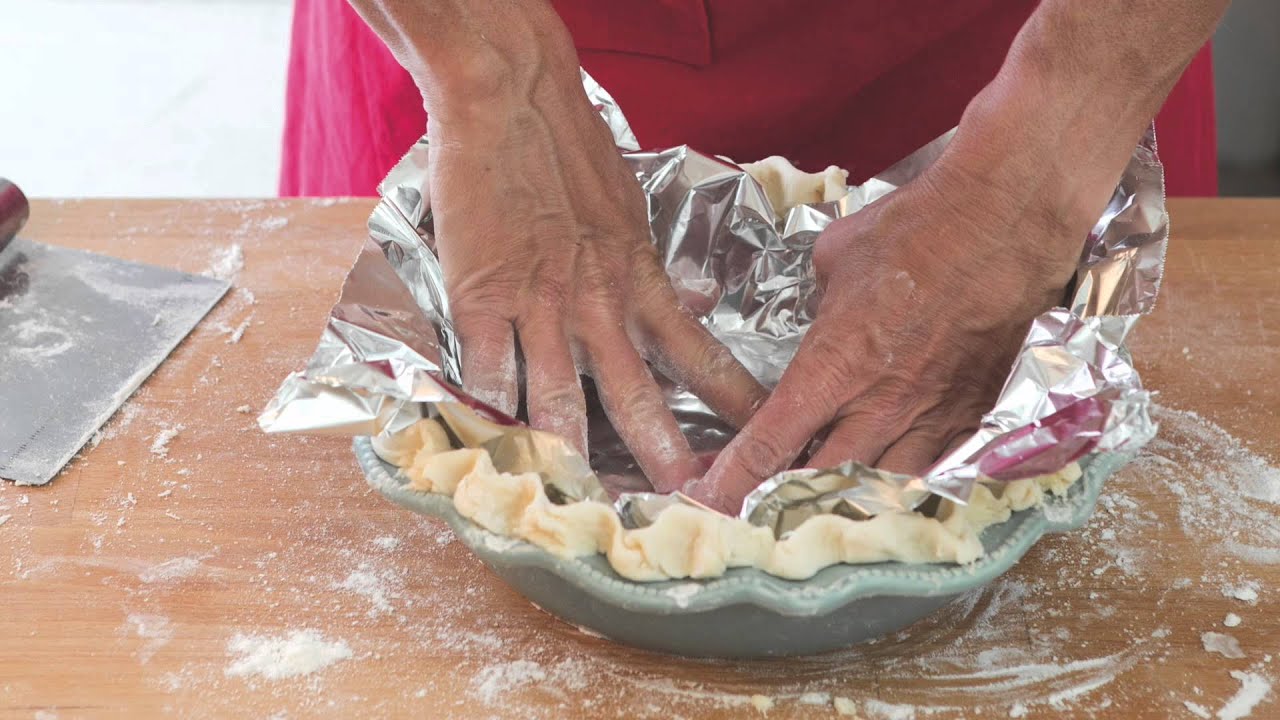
425 54 765 494
682 0 1224 512
685 157 1088 513
349 0 767 492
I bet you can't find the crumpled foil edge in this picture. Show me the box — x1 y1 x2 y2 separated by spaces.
261 71 1165 537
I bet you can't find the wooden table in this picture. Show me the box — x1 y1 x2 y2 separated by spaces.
3 199 1277 720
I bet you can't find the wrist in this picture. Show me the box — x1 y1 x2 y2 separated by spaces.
938 0 1225 247
937 56 1154 259
348 0 583 125
417 4 582 124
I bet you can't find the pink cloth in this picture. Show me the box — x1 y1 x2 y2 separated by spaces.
280 1 1216 197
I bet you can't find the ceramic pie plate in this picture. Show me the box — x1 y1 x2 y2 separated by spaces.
355 438 1130 658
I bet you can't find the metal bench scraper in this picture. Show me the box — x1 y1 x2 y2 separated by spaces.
0 179 230 485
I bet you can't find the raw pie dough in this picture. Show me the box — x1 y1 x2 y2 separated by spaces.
376 419 1081 582
740 155 850 215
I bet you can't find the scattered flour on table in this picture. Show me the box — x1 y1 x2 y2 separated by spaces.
334 562 400 617
101 403 143 440
1225 614 1243 628
257 216 289 232
0 514 10 527
471 660 548 704
833 696 860 715
1224 583 1260 605
149 423 183 458
226 211 290 243
225 315 253 344
206 244 244 281
225 630 352 680
798 691 830 706
1203 632 1247 659
1142 407 1280 567
1218 671 1272 720
123 613 174 664
139 556 203 583
372 536 401 551
1186 700 1213 718
862 699 918 719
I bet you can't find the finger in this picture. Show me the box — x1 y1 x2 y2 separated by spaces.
455 311 518 416
940 430 977 459
876 425 974 476
639 299 768 429
870 427 949 476
582 323 702 493
690 339 850 512
806 405 907 470
516 315 588 456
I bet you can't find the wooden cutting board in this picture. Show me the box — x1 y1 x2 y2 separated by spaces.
1 199 1277 720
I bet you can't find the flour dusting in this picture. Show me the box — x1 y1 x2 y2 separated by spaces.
139 556 202 583
225 315 253 344
206 244 244 281
123 613 174 664
335 563 399 617
471 660 548 704
225 630 352 681
1203 632 1246 659
797 691 830 706
1224 583 1260 605
1218 671 1272 720
1144 407 1280 567
1186 701 1213 719
862 698 918 719
149 423 183 458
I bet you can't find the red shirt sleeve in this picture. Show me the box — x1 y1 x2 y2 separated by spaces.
280 0 1215 197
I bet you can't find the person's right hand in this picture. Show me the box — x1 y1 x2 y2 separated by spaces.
350 0 767 492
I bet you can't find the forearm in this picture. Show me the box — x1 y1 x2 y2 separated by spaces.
940 0 1229 249
346 0 582 121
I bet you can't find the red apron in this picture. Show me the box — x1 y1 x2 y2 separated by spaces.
280 0 1216 197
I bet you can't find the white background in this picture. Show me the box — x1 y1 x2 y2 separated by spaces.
0 0 291 197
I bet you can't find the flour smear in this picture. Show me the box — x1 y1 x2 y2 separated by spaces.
225 630 352 681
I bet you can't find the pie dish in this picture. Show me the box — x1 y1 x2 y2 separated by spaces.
355 435 1130 658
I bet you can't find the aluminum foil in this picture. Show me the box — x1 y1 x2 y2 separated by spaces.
262 71 1165 539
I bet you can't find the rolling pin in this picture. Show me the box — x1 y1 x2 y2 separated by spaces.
0 178 31 253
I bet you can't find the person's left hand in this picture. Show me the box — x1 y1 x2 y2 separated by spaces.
684 155 1094 513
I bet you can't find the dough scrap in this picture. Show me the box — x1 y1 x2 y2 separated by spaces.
740 155 850 215
371 418 450 468
380 419 1082 582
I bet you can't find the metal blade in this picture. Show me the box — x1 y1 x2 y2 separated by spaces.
0 237 229 485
